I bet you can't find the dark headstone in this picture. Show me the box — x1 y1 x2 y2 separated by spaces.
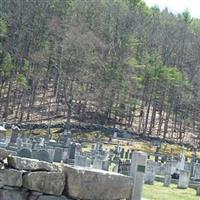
69 143 76 159
54 147 63 162
17 148 32 158
36 149 50 162
120 148 125 158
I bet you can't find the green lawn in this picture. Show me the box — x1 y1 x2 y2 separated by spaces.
143 181 199 200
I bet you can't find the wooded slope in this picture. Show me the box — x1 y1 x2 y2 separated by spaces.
1 0 200 144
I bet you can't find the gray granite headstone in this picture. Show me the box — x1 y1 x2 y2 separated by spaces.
177 170 190 189
130 151 147 200
17 148 32 158
69 143 76 159
85 158 92 167
74 155 86 167
93 158 103 170
36 149 50 162
163 162 172 187
54 147 63 162
145 160 156 185
46 148 55 162
102 160 109 171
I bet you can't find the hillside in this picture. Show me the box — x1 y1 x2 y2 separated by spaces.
1 0 200 146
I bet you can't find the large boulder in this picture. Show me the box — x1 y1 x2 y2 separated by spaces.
62 164 133 200
0 188 28 200
38 195 72 200
23 171 65 196
0 169 23 187
7 156 59 172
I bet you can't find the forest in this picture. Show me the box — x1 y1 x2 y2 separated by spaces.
1 0 200 145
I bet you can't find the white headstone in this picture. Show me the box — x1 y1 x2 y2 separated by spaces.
130 151 147 200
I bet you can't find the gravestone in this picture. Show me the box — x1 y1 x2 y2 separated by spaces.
145 160 156 185
0 125 6 142
62 148 69 163
16 137 22 149
125 150 129 159
184 161 192 176
93 158 103 170
196 185 200 196
9 125 20 145
36 150 50 162
171 160 178 174
177 170 190 189
155 155 159 162
129 150 133 159
120 148 125 158
130 151 147 200
17 148 32 158
102 160 109 171
113 132 117 138
74 155 86 167
194 163 200 180
113 163 119 173
163 162 172 187
177 153 185 171
54 147 63 162
75 143 82 154
85 158 91 167
46 148 55 163
69 143 76 159
119 160 131 176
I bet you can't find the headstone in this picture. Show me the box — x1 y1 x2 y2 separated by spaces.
113 163 119 173
113 132 117 138
196 185 200 196
119 160 131 176
17 148 32 158
85 157 91 168
74 155 86 167
36 150 50 162
155 155 159 162
102 160 109 171
62 148 69 163
130 151 147 200
75 143 82 154
145 160 156 185
125 150 129 159
177 153 185 171
163 162 172 187
16 137 22 149
54 147 63 162
69 143 76 159
0 126 6 142
194 163 200 180
184 161 192 177
10 125 20 144
129 150 133 159
120 148 125 158
177 170 190 189
39 138 45 147
93 158 103 170
46 148 55 163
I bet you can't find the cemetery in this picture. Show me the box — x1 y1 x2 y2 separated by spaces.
0 123 199 200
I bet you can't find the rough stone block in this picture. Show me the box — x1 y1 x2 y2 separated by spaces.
0 169 23 187
7 156 59 172
62 164 133 200
38 195 72 200
0 188 28 200
23 171 65 196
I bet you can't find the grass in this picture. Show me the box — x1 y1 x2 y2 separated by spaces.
143 181 199 200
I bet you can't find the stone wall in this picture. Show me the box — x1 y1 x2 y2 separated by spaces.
0 148 133 200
